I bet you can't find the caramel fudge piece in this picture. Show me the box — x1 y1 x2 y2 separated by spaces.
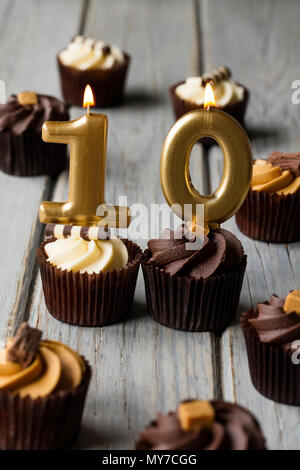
17 91 38 106
178 400 215 432
284 290 300 316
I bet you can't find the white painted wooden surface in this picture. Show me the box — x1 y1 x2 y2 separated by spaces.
0 0 299 450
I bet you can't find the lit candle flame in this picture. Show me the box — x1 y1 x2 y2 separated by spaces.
204 82 216 109
83 84 95 113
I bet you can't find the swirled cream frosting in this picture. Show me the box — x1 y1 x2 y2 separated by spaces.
175 76 244 107
59 36 125 70
45 236 128 274
252 155 300 195
0 338 84 399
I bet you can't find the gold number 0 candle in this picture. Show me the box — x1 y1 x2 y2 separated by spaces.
39 85 130 228
160 83 252 231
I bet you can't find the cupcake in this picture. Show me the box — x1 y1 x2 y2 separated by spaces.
170 66 249 129
236 152 300 242
0 322 91 449
136 399 266 450
142 226 246 332
0 92 69 176
241 290 300 405
37 224 142 327
57 36 130 107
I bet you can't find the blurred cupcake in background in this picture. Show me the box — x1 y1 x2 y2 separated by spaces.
136 399 266 450
57 36 130 107
0 322 91 449
170 66 249 129
236 152 300 242
0 92 69 176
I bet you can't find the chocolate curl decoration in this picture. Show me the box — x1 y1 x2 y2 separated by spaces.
201 66 231 86
45 223 110 241
6 323 42 369
268 151 300 177
102 45 111 55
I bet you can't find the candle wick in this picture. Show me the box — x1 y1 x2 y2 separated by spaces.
87 104 90 116
206 105 210 112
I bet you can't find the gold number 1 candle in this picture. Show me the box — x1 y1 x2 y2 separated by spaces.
160 83 252 232
39 85 130 227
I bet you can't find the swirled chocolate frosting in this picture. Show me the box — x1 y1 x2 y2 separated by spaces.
137 401 265 450
0 94 69 135
147 227 244 280
249 294 300 350
268 151 300 177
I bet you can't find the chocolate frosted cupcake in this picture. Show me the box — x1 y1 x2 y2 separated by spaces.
58 36 130 107
0 322 91 449
170 67 249 130
142 226 246 332
241 291 300 405
37 224 142 327
236 153 300 242
0 92 69 176
136 399 266 450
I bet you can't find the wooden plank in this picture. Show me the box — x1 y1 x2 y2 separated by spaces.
0 0 84 344
199 0 300 450
28 0 216 450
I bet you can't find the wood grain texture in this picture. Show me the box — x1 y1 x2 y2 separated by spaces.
199 0 300 450
0 0 83 343
28 0 215 450
0 0 299 451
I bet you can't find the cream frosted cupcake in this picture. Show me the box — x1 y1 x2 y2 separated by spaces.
236 153 300 242
57 36 130 107
37 224 142 326
0 323 91 449
170 67 249 132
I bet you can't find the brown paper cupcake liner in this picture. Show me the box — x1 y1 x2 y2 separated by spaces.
235 189 300 243
241 309 300 405
0 130 68 176
169 81 249 145
57 54 130 108
0 358 91 450
37 239 142 327
141 252 247 332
